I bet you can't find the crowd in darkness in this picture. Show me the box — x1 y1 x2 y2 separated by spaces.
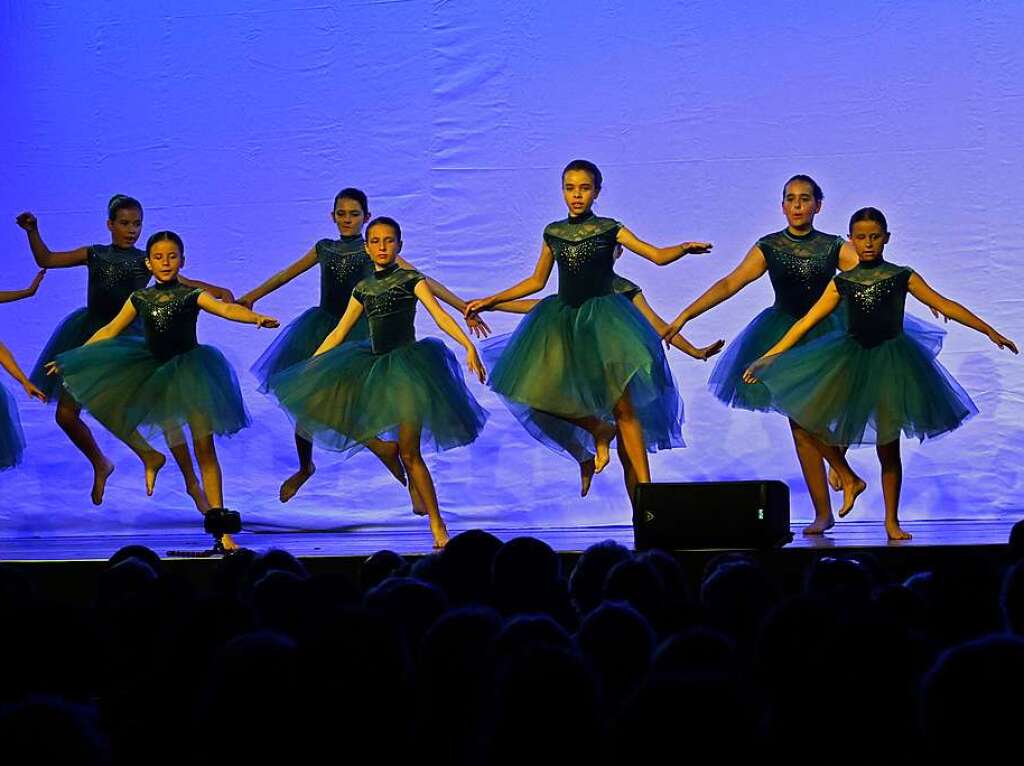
3 524 1024 764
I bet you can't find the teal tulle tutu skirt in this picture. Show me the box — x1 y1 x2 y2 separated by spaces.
482 293 684 461
30 307 143 402
708 305 846 412
0 383 26 470
267 338 487 454
251 307 369 391
755 319 973 446
56 337 250 447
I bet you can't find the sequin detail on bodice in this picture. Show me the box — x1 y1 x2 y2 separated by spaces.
130 282 203 360
87 245 151 321
834 261 913 348
315 237 373 316
352 265 424 354
543 213 621 308
757 229 844 317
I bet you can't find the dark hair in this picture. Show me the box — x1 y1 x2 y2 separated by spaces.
782 175 823 202
562 159 603 190
366 216 402 242
107 194 143 221
334 187 369 214
146 230 185 256
849 206 888 232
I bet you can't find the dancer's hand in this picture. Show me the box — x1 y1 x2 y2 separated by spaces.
464 298 492 318
661 314 687 347
466 314 491 338
682 241 713 255
255 314 279 329
15 212 38 232
988 330 1019 354
930 307 948 323
742 357 769 384
466 348 487 383
26 269 46 295
694 339 725 361
44 360 60 376
22 380 46 402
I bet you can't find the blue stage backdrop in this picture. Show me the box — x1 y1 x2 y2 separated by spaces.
1 0 1022 535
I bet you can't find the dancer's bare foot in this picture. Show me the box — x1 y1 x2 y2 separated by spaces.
221 533 240 551
143 452 166 497
828 466 844 492
838 474 867 518
430 516 450 549
186 481 212 513
802 514 836 535
91 459 115 506
580 459 596 497
410 483 427 516
377 442 407 486
885 521 913 541
280 465 315 503
594 423 615 474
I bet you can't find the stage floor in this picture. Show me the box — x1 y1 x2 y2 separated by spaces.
0 518 1015 562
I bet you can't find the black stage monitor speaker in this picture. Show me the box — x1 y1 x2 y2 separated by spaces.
633 480 792 550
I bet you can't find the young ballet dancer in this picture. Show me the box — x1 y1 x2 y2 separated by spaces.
743 207 1017 540
17 195 235 505
465 159 711 502
238 188 491 503
267 217 488 548
48 231 278 548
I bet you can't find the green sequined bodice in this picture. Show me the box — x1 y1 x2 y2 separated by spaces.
834 261 912 348
315 236 372 317
757 229 844 317
130 281 202 360
543 213 621 308
87 245 151 321
352 265 424 354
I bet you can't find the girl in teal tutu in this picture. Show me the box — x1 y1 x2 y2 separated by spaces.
661 175 864 535
0 271 49 469
744 207 1017 540
268 217 488 549
16 196 234 506
486 260 723 497
48 231 278 548
465 159 712 501
238 188 491 504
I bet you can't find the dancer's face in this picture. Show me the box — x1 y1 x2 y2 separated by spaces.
782 180 821 231
107 207 143 248
365 223 402 269
562 169 599 217
146 240 184 282
333 197 370 237
849 220 889 262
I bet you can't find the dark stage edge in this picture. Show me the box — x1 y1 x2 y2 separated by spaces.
1 519 1017 606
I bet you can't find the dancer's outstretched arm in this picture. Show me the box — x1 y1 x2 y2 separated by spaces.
0 341 45 401
743 283 842 383
313 296 364 356
0 270 45 304
237 248 319 308
630 293 725 361
617 227 712 266
909 274 1017 353
464 242 556 316
197 292 278 327
414 281 486 383
15 213 88 268
396 256 490 338
179 275 235 303
661 245 767 343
